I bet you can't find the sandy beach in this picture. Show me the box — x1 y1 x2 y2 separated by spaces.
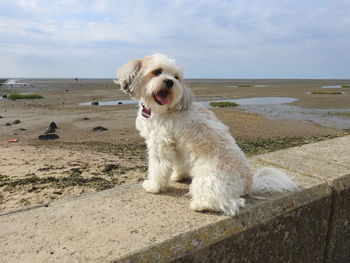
0 78 349 214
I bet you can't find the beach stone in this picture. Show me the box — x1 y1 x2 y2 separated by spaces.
92 126 108 132
118 102 123 105
5 123 11 126
13 120 21 124
0 116 2 118
91 101 99 105
83 117 90 120
38 134 60 140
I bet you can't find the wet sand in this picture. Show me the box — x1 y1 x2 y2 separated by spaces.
0 78 349 213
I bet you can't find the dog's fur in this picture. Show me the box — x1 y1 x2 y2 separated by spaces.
117 54 298 215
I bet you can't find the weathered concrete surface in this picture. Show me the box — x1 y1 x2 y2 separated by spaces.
172 184 332 263
324 175 350 263
0 136 349 263
0 177 326 263
254 135 350 263
0 183 226 263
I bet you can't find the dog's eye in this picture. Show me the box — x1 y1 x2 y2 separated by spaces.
174 76 179 80
152 69 162 76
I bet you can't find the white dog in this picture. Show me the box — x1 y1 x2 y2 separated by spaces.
117 54 298 215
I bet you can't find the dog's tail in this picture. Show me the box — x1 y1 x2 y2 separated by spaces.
251 167 299 194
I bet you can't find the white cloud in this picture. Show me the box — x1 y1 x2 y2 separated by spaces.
0 0 350 77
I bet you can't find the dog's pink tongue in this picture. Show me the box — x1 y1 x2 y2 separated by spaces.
155 94 169 105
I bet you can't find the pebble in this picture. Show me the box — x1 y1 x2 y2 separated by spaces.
38 134 60 140
92 126 108 132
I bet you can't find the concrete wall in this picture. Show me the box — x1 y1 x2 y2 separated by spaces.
1 136 349 263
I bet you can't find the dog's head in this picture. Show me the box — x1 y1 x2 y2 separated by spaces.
117 54 192 113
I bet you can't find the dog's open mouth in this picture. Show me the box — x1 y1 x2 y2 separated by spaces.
153 89 169 105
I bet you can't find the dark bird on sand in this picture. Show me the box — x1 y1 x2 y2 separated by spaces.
44 122 58 134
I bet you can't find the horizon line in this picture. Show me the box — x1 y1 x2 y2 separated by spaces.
1 77 350 81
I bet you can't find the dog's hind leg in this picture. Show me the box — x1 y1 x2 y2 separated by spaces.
189 165 246 215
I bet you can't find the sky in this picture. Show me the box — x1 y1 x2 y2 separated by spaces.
0 0 350 79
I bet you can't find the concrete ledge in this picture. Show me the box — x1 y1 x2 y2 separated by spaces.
324 174 350 263
1 136 349 263
172 184 331 263
124 184 331 263
253 135 350 263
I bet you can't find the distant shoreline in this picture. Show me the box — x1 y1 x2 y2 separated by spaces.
1 77 350 81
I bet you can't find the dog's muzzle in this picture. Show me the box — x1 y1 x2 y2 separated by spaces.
153 89 169 105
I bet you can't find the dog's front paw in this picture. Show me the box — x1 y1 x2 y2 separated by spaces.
142 180 163 193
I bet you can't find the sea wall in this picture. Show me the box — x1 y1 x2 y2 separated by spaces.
0 136 349 263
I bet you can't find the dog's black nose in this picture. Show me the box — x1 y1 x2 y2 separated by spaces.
164 79 173 88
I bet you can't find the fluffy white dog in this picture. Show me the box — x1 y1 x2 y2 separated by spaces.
117 54 298 216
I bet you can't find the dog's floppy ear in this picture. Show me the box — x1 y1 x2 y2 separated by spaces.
116 59 142 97
180 85 193 111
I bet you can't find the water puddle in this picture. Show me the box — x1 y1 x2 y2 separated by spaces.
204 97 297 107
321 85 342 89
240 104 350 129
78 97 350 129
226 85 271 88
3 79 28 87
79 99 137 106
205 97 350 129
306 92 346 95
80 97 296 107
254 85 270 88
